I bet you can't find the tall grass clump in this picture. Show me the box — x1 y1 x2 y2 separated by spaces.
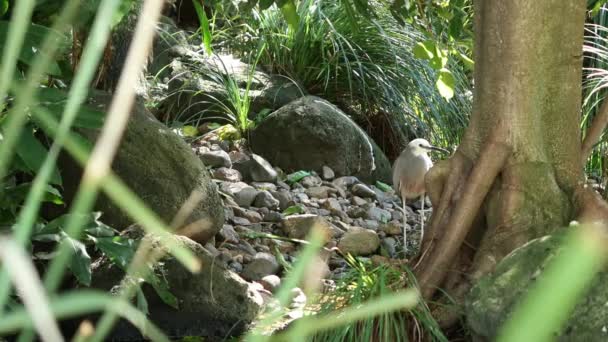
309 255 447 342
230 0 471 156
583 6 608 187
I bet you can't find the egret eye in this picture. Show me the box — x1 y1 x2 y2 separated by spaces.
419 144 423 147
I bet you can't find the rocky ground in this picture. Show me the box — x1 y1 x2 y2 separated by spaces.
193 128 430 302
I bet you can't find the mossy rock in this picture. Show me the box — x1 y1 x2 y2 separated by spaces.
58 91 224 244
250 96 391 183
466 230 608 341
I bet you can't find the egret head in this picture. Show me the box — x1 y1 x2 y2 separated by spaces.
406 138 450 156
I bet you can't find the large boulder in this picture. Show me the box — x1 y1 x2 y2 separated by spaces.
59 91 224 244
250 96 391 183
466 231 608 341
90 231 264 340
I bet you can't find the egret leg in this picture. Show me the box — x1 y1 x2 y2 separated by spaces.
402 195 407 254
420 194 425 245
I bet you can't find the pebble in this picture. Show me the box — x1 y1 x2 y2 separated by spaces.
281 214 334 240
212 167 242 182
242 252 280 281
351 183 377 198
381 221 404 235
219 224 239 243
199 149 232 168
301 175 322 188
338 227 380 256
250 154 278 183
259 275 281 293
254 190 280 209
322 166 335 180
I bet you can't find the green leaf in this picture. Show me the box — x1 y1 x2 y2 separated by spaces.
280 0 299 30
436 68 455 100
375 181 392 192
0 21 69 76
286 170 311 184
283 204 305 216
181 125 199 137
457 50 474 69
95 236 137 270
192 0 212 55
413 41 434 60
136 287 149 315
0 0 8 16
15 126 62 185
35 88 106 129
146 270 179 309
63 234 92 286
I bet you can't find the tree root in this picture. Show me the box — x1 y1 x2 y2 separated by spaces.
414 142 510 299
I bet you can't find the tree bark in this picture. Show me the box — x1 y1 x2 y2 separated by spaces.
414 0 588 307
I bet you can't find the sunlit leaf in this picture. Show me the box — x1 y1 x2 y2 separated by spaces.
436 68 455 100
192 0 212 55
286 170 311 184
181 125 199 137
413 41 434 60
0 0 8 16
146 270 179 309
280 0 299 30
375 181 392 192
283 205 305 216
95 236 137 270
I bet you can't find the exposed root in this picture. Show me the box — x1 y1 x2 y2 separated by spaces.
414 142 510 300
581 98 608 166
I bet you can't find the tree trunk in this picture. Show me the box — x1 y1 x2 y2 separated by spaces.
413 0 595 320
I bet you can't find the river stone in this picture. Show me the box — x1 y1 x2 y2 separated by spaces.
250 96 391 183
281 214 334 240
466 232 608 341
242 252 280 281
211 167 242 182
351 183 377 199
250 154 278 182
221 182 259 207
253 190 280 209
90 233 263 340
59 92 224 244
322 166 335 180
338 227 380 256
199 149 232 168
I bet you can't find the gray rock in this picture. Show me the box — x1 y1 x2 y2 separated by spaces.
250 154 278 183
59 92 224 244
90 234 262 338
199 149 232 168
382 237 398 257
219 224 239 243
466 232 608 341
251 182 278 191
320 198 342 214
264 211 283 222
229 261 243 273
233 207 263 223
305 186 333 199
259 274 282 293
211 167 242 182
254 190 280 209
281 214 334 240
351 184 377 199
347 206 367 219
322 166 335 180
338 227 380 256
351 196 368 206
250 96 391 183
333 176 360 189
232 217 251 226
381 221 404 236
222 182 259 207
242 252 280 281
301 175 322 188
270 189 295 210
361 220 380 231
366 207 391 222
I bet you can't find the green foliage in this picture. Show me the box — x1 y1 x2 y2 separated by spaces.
286 170 311 184
226 0 470 148
310 256 446 342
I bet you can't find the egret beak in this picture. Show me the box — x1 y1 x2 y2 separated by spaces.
423 144 451 154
